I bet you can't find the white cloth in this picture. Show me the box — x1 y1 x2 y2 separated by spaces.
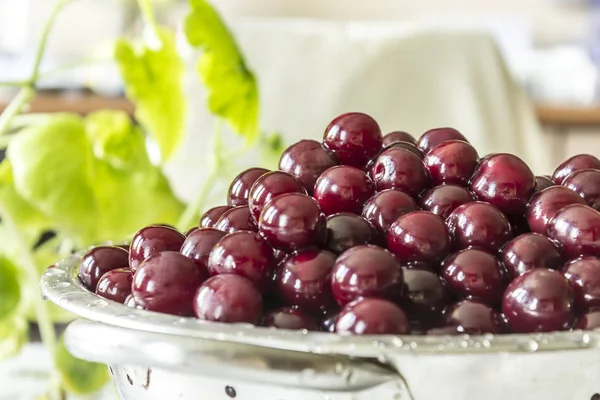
166 19 552 207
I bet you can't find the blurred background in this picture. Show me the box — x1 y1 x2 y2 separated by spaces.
1 0 600 398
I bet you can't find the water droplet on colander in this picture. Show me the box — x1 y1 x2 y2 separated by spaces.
460 339 469 348
522 340 539 352
300 329 308 335
40 293 49 301
53 281 71 289
376 354 388 363
581 332 592 346
88 299 108 307
391 337 403 347
334 363 344 374
409 341 418 349
372 340 380 347
482 339 491 348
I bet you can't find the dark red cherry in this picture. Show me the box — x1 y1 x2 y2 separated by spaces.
562 169 600 211
262 307 319 331
526 186 586 234
124 294 141 309
278 139 339 195
500 233 563 280
574 311 600 330
331 245 404 306
79 246 129 291
95 268 133 304
546 204 600 259
258 193 326 251
320 308 340 333
132 251 205 316
129 226 186 273
200 205 232 228
324 213 379 254
443 300 507 334
384 141 424 159
323 112 383 169
535 175 554 193
446 201 513 253
194 274 263 324
470 153 536 219
400 265 449 328
214 206 257 233
335 298 410 335
207 231 275 291
361 189 418 234
423 140 479 186
383 131 417 146
387 211 451 264
272 248 288 265
227 168 269 207
417 127 468 154
248 171 306 222
370 148 431 197
419 184 476 220
561 257 600 312
552 154 600 184
502 268 574 333
180 228 226 275
441 249 507 306
273 249 337 314
313 166 375 215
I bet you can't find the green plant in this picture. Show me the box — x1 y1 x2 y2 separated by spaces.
0 0 282 398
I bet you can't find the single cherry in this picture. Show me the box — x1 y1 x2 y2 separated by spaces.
248 171 307 222
526 186 586 234
214 206 257 233
417 127 468 154
562 169 600 211
361 189 418 234
423 140 479 186
387 211 451 264
546 204 600 259
384 141 424 159
535 175 554 193
443 300 507 334
552 154 600 184
95 268 133 304
561 257 600 312
335 298 410 335
502 268 574 333
314 166 376 215
324 213 379 254
200 205 232 228
227 167 269 207
79 245 129 291
180 228 226 275
262 307 319 331
370 147 431 197
419 184 476 220
400 265 449 328
500 233 563 280
383 131 417 146
128 226 186 273
331 245 404 306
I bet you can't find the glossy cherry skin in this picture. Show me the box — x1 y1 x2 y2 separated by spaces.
526 186 586 234
443 300 507 334
446 201 513 253
278 139 339 195
272 248 288 265
361 189 418 234
262 307 319 331
335 298 410 335
502 268 575 333
384 141 424 159
387 211 451 264
207 231 275 291
400 265 449 328
200 205 232 228
324 213 379 254
258 193 326 252
248 171 307 222
535 175 554 193
546 204 600 259
383 131 417 146
417 127 469 155
419 184 476 220
323 112 383 169
273 249 337 314
124 294 141 309
470 153 536 219
441 249 507 306
552 154 600 184
314 166 376 215
331 245 404 306
423 140 479 186
227 167 269 207
320 308 340 332
180 228 226 275
563 169 600 211
95 268 133 304
574 311 600 330
561 257 600 312
128 226 186 273
370 148 431 197
132 251 205 316
500 233 563 280
215 206 257 233
194 274 263 324
79 246 129 291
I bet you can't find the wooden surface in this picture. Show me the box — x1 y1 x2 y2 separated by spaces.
3 93 600 127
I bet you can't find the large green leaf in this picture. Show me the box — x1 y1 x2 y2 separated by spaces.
184 0 259 142
55 336 109 395
115 27 186 161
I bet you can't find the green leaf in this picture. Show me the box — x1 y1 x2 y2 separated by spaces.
55 335 109 395
0 255 21 318
0 312 28 359
184 0 259 142
114 27 186 161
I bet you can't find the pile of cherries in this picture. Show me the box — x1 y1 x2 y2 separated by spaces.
78 112 600 336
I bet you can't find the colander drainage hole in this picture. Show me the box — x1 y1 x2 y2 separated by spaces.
225 386 236 398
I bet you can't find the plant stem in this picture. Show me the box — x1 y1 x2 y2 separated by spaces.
0 86 36 136
39 57 113 79
0 206 60 400
0 80 30 87
176 119 223 231
137 0 160 43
